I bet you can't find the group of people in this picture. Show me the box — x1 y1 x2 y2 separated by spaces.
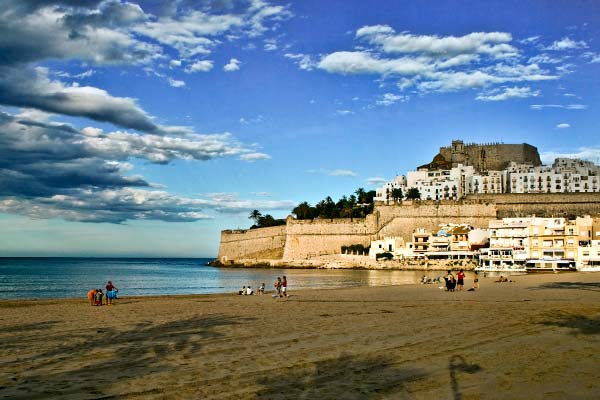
87 280 118 306
239 283 265 296
443 269 479 292
237 276 288 298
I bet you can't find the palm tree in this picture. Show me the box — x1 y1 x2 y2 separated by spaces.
355 187 366 204
249 209 262 225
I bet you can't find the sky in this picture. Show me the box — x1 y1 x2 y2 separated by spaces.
0 0 599 257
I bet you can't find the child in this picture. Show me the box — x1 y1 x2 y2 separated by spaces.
94 289 104 306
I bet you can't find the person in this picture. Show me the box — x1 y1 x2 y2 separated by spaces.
273 277 281 298
495 276 509 283
239 286 246 295
94 289 104 306
105 280 118 305
246 286 253 295
468 278 479 291
258 282 265 295
281 276 288 298
87 288 97 306
445 270 455 292
456 269 465 291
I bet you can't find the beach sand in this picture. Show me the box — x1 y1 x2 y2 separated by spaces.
1 272 599 399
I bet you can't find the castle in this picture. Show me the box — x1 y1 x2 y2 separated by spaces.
418 140 541 171
216 140 600 266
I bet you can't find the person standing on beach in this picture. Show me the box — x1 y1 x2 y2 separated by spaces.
456 269 465 291
281 276 288 298
105 280 118 305
274 277 281 297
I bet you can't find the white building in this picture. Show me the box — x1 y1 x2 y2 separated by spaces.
375 157 600 201
374 175 407 203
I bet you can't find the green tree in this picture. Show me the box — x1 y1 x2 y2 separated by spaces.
406 187 421 200
249 209 262 224
391 188 403 203
292 201 313 220
355 187 366 204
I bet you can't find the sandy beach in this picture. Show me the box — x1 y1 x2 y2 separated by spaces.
1 272 599 399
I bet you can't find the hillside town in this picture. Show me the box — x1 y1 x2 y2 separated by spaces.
374 140 600 202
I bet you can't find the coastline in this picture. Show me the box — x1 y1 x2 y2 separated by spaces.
210 253 479 271
1 272 599 399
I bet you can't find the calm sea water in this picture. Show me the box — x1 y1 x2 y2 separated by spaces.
0 257 478 300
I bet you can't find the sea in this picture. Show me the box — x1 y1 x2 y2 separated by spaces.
0 257 479 300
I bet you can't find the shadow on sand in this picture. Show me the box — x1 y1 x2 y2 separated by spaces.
256 352 428 399
540 312 600 335
449 355 482 400
531 281 600 292
0 314 251 399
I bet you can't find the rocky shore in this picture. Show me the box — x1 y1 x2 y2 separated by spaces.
209 254 478 271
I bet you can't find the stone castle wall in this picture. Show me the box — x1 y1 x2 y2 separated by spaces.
468 193 600 218
375 201 497 241
438 142 541 171
282 215 377 260
217 225 287 263
216 193 600 263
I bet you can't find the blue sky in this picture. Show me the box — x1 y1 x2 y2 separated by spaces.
0 0 599 257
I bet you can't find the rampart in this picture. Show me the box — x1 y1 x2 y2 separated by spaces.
216 193 600 264
283 215 377 260
217 225 286 263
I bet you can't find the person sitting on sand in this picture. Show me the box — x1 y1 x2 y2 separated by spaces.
246 286 253 295
468 278 479 291
239 286 246 295
87 288 97 306
495 276 510 283
258 282 265 295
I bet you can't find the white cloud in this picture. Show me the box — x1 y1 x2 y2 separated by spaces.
556 123 570 129
582 52 600 63
520 36 541 45
264 38 278 51
476 86 539 102
167 77 186 87
329 169 357 177
376 92 407 106
528 54 564 64
356 26 517 58
185 60 214 73
540 147 600 165
530 104 588 110
545 37 587 51
239 152 271 161
169 59 182 68
284 53 316 71
335 109 354 116
239 115 263 125
223 58 241 71
366 177 388 186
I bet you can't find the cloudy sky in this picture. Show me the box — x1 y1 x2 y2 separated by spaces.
1 0 599 257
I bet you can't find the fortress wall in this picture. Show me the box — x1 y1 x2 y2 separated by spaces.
216 194 600 263
375 202 497 241
467 193 600 218
282 215 377 260
217 225 287 263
